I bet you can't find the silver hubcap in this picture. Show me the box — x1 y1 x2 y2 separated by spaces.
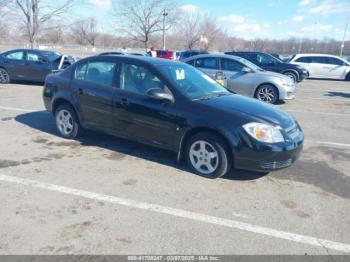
0 69 9 83
56 110 74 136
189 140 219 175
257 86 276 103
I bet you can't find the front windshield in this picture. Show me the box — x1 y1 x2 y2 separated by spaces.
158 64 231 100
41 51 62 62
235 56 263 72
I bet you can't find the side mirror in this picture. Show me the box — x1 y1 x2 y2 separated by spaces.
146 88 173 102
242 67 252 74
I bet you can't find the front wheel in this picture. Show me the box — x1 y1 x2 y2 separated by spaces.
255 84 278 104
185 132 231 179
0 68 10 84
55 104 80 139
284 72 297 83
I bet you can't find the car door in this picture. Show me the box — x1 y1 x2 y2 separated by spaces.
71 60 118 131
1 50 26 80
113 62 178 150
310 56 328 78
325 57 348 79
220 58 254 96
24 51 53 81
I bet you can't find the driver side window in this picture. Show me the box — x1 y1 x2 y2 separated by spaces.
119 63 168 96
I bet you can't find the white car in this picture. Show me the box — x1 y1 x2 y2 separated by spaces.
289 54 350 80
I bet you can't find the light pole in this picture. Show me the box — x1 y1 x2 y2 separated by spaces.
340 14 349 57
162 9 168 50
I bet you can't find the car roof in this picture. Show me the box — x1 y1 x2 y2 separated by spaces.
293 53 343 58
183 53 242 61
79 55 183 66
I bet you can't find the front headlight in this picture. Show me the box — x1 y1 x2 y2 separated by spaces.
243 122 285 143
277 78 291 86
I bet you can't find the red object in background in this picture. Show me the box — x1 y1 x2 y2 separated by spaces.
156 50 174 60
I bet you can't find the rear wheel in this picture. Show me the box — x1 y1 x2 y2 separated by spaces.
185 132 231 179
255 84 278 104
55 104 80 139
0 68 10 84
284 71 297 83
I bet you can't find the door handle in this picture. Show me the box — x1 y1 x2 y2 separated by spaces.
78 88 84 95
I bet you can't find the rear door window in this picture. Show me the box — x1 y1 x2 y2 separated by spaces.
195 58 218 69
311 57 327 64
74 61 117 86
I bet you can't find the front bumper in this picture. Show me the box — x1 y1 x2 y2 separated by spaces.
278 83 296 100
234 126 304 172
298 70 309 82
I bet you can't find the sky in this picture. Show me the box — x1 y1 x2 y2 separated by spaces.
73 0 350 40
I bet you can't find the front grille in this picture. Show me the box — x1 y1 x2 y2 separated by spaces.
260 159 293 169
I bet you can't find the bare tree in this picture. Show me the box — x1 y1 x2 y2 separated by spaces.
113 0 177 49
71 18 99 47
12 0 74 48
178 11 202 50
199 15 222 51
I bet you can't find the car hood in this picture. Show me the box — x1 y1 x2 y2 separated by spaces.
255 70 291 80
198 94 296 129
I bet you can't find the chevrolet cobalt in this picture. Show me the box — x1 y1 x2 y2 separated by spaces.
43 56 303 178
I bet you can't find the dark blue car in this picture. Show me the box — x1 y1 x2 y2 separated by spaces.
0 49 75 83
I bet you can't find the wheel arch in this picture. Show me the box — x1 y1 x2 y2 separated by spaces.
177 126 234 163
281 69 299 81
52 96 81 123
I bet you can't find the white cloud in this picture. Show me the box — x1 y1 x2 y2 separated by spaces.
88 0 112 10
179 4 200 13
292 15 304 22
299 0 315 6
232 23 262 33
218 15 245 24
309 0 350 15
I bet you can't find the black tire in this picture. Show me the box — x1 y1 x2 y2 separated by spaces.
255 84 279 104
185 132 231 179
283 71 297 83
54 104 81 139
0 68 10 84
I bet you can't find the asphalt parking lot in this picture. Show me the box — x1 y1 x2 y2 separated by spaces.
0 79 350 255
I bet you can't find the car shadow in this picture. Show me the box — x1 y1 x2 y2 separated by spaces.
325 91 350 99
15 110 267 181
9 80 44 86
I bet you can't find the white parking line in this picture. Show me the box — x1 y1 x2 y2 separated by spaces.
316 141 350 148
0 106 36 112
287 109 350 117
0 174 350 253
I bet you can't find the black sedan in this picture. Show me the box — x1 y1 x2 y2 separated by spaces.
43 55 303 178
0 49 75 83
